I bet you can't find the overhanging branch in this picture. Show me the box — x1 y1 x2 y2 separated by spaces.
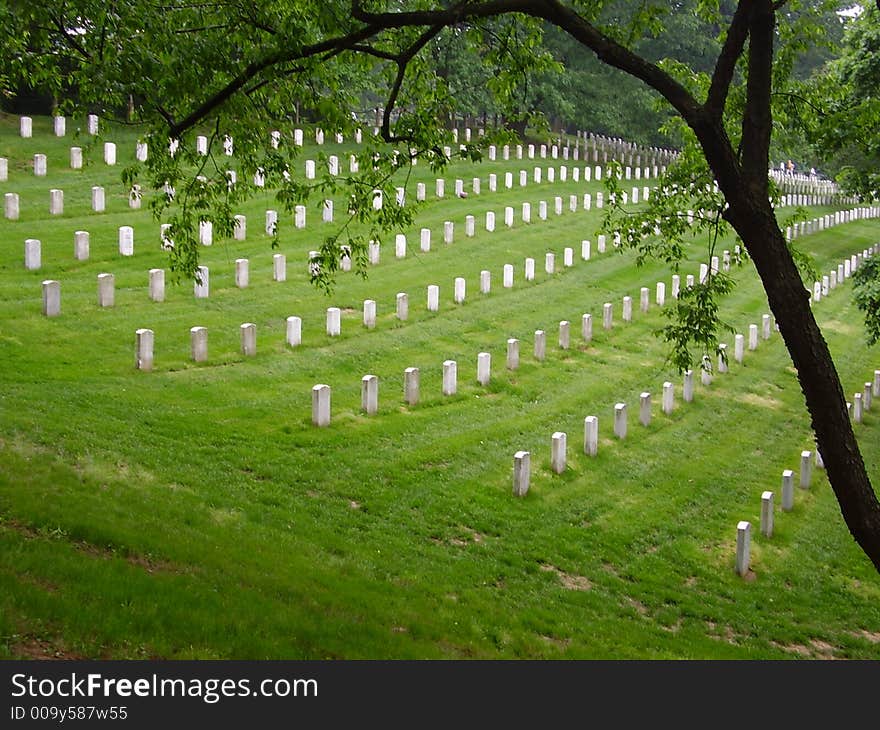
705 0 754 120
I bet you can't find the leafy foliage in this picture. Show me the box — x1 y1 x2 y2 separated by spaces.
852 256 880 345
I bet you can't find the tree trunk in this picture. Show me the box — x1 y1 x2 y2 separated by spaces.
725 195 880 571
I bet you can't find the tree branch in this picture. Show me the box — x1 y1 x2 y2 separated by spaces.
705 0 754 120
740 0 775 189
352 0 702 127
535 0 701 125
47 11 92 60
350 44 399 62
167 24 386 137
381 25 445 143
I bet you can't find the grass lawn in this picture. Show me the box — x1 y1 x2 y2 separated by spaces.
1 113 879 659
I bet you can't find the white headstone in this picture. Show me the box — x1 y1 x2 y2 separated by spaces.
396 292 408 321
574 416 597 463
427 284 439 312
194 266 209 298
735 521 751 576
49 189 63 215
534 330 546 361
104 142 116 165
40 278 60 316
326 307 341 336
312 385 331 427
191 327 208 363
662 382 674 415
233 215 246 240
477 352 491 386
20 116 32 138
503 264 514 288
264 210 278 236
513 451 531 496
454 277 466 304
683 370 694 402
235 258 249 288
559 321 570 350
273 253 287 282
24 239 41 270
118 226 134 256
613 403 627 439
286 316 302 347
507 339 519 370
442 360 458 396
74 231 89 261
582 313 593 343
149 269 165 302
799 450 812 489
551 432 567 474
404 367 420 406
362 375 379 415
135 328 153 370
91 186 105 213
761 491 774 538
359 299 376 330
639 393 651 426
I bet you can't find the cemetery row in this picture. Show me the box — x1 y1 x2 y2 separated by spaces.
13 112 678 169
26 207 878 327
108 240 877 434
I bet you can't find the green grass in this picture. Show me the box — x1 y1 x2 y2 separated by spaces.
1 112 880 659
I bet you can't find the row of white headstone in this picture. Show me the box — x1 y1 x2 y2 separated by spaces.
511 328 777 498
17 114 99 138
23 227 136 270
786 206 879 242
735 371 880 578
736 450 816 578
849 369 880 426
12 113 667 178
4 184 141 222
513 234 879 501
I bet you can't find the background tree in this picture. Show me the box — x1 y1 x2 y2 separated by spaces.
4 0 880 571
